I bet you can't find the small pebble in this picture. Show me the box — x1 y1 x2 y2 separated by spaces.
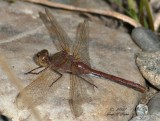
131 27 160 52
136 104 148 116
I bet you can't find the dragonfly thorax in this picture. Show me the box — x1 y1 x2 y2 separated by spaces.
49 50 75 69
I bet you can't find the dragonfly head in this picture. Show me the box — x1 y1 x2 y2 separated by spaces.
34 49 50 67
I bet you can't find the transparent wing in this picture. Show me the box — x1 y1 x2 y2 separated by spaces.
73 19 90 65
39 8 72 52
80 75 95 94
16 67 63 109
69 65 93 117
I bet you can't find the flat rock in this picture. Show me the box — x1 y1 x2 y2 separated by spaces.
0 1 145 121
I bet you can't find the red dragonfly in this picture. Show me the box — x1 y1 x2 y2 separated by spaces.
16 8 146 117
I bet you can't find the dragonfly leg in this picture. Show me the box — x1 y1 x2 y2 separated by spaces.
24 66 46 75
49 70 63 87
78 75 98 88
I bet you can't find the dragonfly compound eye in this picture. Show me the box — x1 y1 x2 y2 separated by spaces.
34 49 50 67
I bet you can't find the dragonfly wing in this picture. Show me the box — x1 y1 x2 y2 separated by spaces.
69 65 92 117
80 75 95 94
73 19 90 65
39 8 72 52
72 19 95 94
16 67 63 109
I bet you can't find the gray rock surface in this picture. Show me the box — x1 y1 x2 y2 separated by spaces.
136 51 160 89
148 92 160 115
132 22 160 121
130 114 160 121
131 27 160 52
0 1 145 121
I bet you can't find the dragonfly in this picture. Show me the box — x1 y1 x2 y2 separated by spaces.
16 8 146 117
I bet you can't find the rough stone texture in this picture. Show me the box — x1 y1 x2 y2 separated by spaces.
148 92 160 115
131 27 160 52
136 104 148 116
130 114 160 121
0 1 146 121
136 51 160 89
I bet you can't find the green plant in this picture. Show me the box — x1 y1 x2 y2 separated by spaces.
108 0 155 31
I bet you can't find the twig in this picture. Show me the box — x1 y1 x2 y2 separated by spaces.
24 0 141 27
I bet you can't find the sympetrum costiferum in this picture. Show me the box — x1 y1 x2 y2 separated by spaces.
16 8 146 117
